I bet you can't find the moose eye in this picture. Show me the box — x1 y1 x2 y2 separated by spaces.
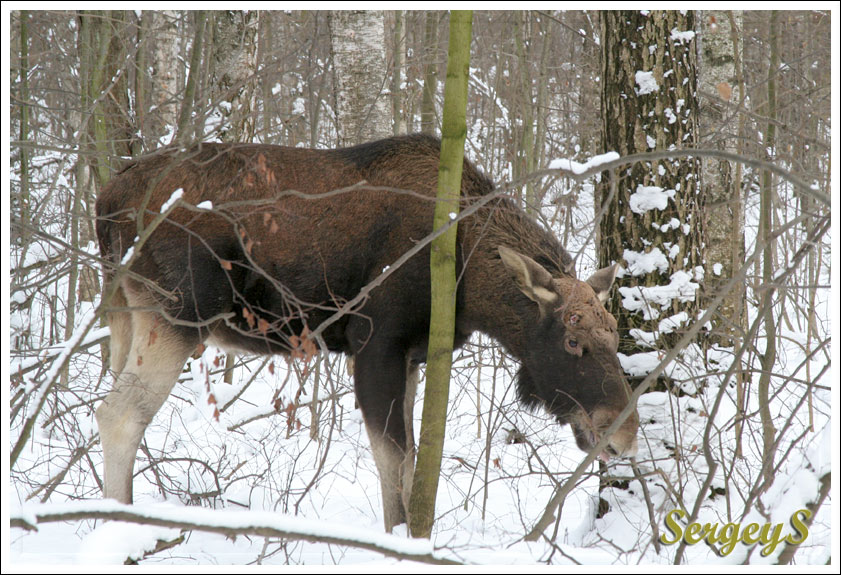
565 337 583 357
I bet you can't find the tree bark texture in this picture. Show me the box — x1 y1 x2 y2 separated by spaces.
209 10 259 142
78 10 133 189
699 10 745 346
146 11 181 147
598 11 704 366
391 10 407 135
175 11 206 147
328 10 392 146
420 12 440 135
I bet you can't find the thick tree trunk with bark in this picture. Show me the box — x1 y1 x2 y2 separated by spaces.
598 11 704 372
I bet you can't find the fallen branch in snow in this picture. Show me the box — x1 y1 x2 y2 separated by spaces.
11 501 462 565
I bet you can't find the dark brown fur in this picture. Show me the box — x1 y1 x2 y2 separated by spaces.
95 134 638 530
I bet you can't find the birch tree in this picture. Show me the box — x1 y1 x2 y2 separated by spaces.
141 10 181 147
699 10 745 346
209 10 259 142
328 10 392 145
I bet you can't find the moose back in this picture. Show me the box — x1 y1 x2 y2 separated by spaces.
95 134 638 531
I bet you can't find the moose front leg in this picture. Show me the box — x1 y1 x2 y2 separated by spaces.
352 344 416 532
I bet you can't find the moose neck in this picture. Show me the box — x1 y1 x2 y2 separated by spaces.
459 246 543 363
457 198 575 363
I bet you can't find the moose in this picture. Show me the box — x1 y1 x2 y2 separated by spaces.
95 134 639 532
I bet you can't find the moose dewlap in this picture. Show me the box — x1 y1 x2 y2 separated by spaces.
95 134 638 531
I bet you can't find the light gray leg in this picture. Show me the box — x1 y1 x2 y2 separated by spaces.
96 306 198 503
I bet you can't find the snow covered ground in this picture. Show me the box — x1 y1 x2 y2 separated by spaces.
8 292 833 567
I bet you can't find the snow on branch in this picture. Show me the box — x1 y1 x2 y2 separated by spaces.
12 327 110 377
11 500 462 566
547 151 620 175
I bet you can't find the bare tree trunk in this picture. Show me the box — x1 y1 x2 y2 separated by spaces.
514 11 536 210
391 10 407 135
699 10 745 347
420 12 440 135
17 10 31 246
147 11 181 146
533 16 550 175
757 9 779 489
328 10 392 146
134 11 149 155
78 10 132 189
209 10 259 142
175 11 206 147
74 10 132 383
598 11 704 367
409 9 473 539
728 9 748 459
258 12 275 141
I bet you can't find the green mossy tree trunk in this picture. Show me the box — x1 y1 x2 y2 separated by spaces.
408 9 472 539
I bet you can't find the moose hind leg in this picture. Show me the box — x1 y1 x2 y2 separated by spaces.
401 362 419 515
105 283 132 375
96 309 199 503
353 346 414 532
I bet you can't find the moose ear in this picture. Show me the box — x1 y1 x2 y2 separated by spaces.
498 246 558 312
586 263 619 304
